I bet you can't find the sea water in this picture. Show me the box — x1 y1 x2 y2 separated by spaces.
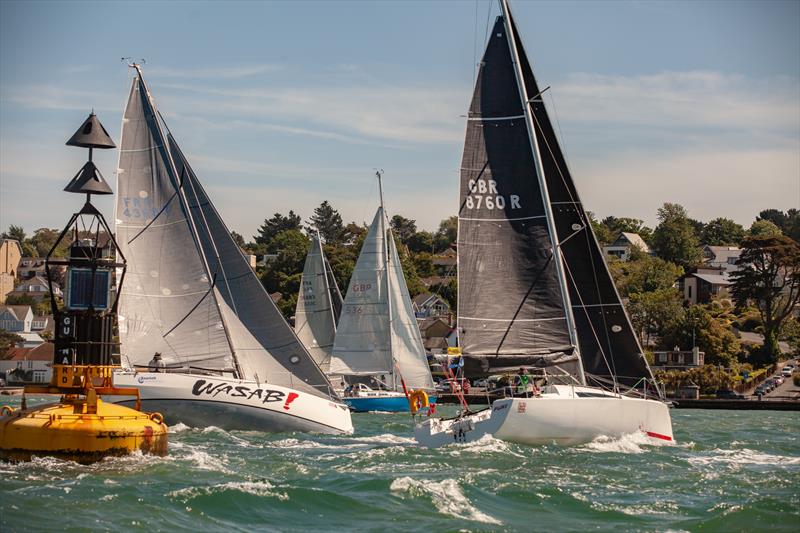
1 396 798 532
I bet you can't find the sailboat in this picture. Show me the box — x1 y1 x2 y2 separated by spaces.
294 231 343 374
329 173 436 412
109 65 353 434
414 0 673 446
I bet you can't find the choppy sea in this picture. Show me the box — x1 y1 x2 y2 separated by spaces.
1 396 798 532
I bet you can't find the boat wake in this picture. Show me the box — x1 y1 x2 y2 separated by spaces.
390 476 502 525
579 431 674 454
688 448 800 468
447 434 525 458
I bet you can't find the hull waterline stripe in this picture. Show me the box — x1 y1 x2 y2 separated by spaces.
645 430 673 441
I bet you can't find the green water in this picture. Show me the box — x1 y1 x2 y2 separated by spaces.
1 397 798 532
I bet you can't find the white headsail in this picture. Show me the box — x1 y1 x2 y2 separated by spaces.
295 232 342 373
330 206 434 390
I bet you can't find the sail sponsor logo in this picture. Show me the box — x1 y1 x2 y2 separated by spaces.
191 379 289 406
465 179 520 211
121 196 166 219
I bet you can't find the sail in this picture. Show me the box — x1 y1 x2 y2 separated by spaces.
295 232 342 373
457 16 577 376
329 208 392 376
508 13 654 387
115 77 234 372
386 233 435 390
168 135 335 399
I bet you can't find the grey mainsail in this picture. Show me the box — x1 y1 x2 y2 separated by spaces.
457 15 579 378
330 207 434 390
295 232 342 373
115 76 234 373
507 12 654 387
116 71 335 399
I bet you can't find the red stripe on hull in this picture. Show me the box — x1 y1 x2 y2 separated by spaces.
645 430 673 441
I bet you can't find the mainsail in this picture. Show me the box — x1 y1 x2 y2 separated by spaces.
457 14 579 378
295 232 343 373
330 207 434 390
116 71 335 399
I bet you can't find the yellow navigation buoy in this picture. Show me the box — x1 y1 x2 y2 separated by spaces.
0 111 167 464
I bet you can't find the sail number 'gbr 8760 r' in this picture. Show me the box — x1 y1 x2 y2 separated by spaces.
465 178 520 211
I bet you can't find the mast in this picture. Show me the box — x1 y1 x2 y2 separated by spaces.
129 63 243 379
317 229 338 337
376 169 397 390
498 0 585 384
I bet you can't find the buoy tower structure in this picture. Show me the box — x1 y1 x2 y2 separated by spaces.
0 112 168 463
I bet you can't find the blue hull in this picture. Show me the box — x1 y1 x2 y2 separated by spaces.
345 395 438 413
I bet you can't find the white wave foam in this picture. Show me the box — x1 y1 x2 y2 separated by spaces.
448 433 524 458
348 434 416 445
580 431 673 454
168 480 288 502
169 422 192 433
390 476 502 525
178 447 232 473
688 448 800 467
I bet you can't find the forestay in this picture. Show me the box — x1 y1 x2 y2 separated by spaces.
457 16 578 377
295 232 342 373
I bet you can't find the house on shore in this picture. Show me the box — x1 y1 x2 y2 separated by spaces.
602 232 651 261
6 275 61 303
651 347 705 369
417 317 457 355
412 292 452 322
0 304 45 347
701 245 741 272
681 266 732 306
0 343 53 385
0 239 22 304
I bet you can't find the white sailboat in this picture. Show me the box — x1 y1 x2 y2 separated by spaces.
415 0 673 447
329 172 436 412
109 65 353 434
294 231 343 374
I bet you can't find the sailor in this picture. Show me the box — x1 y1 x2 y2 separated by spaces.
148 352 166 373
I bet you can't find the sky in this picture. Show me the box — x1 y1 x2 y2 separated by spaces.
1 0 798 240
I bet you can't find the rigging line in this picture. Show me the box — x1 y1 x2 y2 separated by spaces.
559 250 619 389
483 0 493 48
457 160 490 216
162 273 217 339
472 0 479 88
493 252 555 357
547 89 571 164
174 140 239 317
126 166 186 245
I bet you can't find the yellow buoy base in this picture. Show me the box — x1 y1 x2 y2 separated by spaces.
0 397 167 464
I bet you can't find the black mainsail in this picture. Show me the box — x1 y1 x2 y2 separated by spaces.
458 2 656 388
457 15 580 378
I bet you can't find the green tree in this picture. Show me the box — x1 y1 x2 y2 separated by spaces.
390 215 417 246
411 252 435 278
258 229 310 319
701 217 745 246
729 235 800 363
0 329 24 360
659 306 741 367
407 230 435 253
609 254 684 297
434 216 458 252
431 277 458 314
230 231 246 248
651 203 702 269
254 211 302 250
587 211 613 245
29 228 69 258
306 201 348 244
749 219 782 238
627 288 683 347
600 216 652 243
1 225 26 242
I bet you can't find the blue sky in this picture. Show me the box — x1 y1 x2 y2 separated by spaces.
1 0 798 239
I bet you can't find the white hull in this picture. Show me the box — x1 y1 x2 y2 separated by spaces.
415 385 673 448
110 371 353 434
